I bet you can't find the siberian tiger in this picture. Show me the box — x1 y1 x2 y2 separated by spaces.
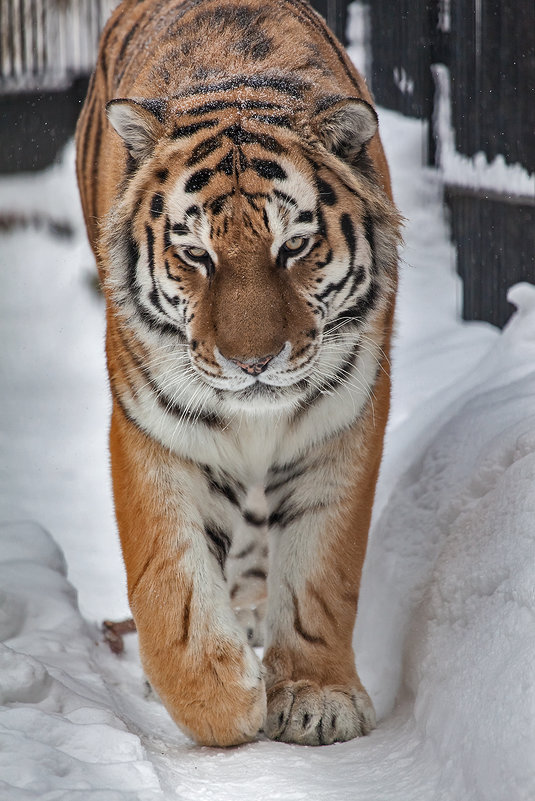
76 0 401 747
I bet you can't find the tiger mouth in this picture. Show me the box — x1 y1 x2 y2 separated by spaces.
234 382 282 400
191 345 318 393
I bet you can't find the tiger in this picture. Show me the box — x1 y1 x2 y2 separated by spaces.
75 0 401 747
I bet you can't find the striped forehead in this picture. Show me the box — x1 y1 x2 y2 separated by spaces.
164 144 318 238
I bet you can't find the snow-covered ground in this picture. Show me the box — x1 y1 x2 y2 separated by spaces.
1 53 535 801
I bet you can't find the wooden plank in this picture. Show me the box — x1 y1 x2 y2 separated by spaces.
447 189 535 327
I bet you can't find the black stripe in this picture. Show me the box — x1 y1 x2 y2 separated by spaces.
172 119 219 139
316 177 337 206
250 113 293 128
138 98 167 124
243 511 267 527
268 496 326 529
315 94 344 113
295 341 362 415
160 287 180 307
215 150 234 175
171 222 190 236
238 149 248 173
174 74 309 100
292 591 327 646
150 192 164 218
268 455 309 479
265 467 307 494
114 325 222 430
164 216 172 248
362 211 377 273
109 374 149 436
329 279 380 330
122 227 183 337
98 11 121 78
316 203 328 238
242 568 267 580
209 192 234 215
80 95 96 193
165 258 181 282
185 168 214 193
233 542 256 559
202 465 244 507
179 584 193 644
90 116 102 224
251 159 287 180
297 210 314 224
125 230 140 296
340 214 356 270
241 191 260 211
222 124 285 154
315 262 353 303
274 189 297 208
186 134 224 167
205 524 232 569
115 20 139 79
152 378 221 427
145 223 161 312
184 99 284 116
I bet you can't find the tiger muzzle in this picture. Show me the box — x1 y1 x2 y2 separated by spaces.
231 355 275 376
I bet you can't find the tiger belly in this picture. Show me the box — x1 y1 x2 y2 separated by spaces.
76 0 400 746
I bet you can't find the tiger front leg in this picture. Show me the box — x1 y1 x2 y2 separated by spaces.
263 421 384 745
110 405 266 747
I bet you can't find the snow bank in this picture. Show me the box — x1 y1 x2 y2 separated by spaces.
0 523 161 800
358 285 535 801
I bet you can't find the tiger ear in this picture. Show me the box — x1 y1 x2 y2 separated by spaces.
106 98 167 161
314 98 378 160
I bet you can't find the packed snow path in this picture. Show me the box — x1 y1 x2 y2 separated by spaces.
1 106 534 801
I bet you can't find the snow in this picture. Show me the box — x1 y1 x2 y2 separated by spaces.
432 64 535 198
1 48 535 801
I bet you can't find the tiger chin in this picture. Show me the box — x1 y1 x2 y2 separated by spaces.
76 0 401 747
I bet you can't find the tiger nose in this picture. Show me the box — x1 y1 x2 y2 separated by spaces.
231 354 274 376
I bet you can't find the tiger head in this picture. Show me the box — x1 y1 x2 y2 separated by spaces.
105 91 400 413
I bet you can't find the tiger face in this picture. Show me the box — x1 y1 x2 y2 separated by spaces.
106 93 397 413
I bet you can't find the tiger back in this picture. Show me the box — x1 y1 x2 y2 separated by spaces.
76 0 401 747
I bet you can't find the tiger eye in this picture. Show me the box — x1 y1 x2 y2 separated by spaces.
284 236 306 251
185 246 208 259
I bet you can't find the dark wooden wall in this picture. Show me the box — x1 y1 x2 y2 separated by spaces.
450 0 535 173
367 0 535 328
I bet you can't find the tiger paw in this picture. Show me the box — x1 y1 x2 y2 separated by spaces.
154 640 267 747
265 680 375 745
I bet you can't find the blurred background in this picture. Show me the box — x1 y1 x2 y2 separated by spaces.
1 0 533 326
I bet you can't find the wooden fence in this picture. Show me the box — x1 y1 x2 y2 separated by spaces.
367 0 535 327
0 0 118 91
0 0 118 171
